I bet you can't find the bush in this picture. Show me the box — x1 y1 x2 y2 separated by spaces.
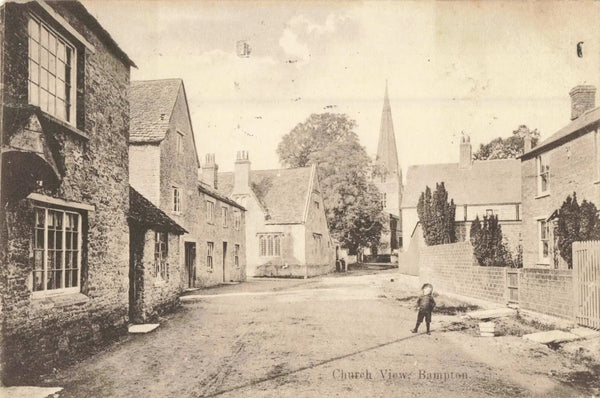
417 182 456 246
470 215 517 267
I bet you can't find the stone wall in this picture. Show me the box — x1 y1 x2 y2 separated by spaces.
419 242 508 304
519 268 574 320
1 3 131 384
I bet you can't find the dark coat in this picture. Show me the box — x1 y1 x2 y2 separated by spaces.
416 294 436 312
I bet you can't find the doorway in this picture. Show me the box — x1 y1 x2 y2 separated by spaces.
185 242 197 288
222 242 228 282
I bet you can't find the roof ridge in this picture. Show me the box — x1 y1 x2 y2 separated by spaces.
131 78 183 84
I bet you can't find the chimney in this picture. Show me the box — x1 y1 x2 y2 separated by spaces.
569 85 596 120
202 154 218 189
459 135 472 169
233 150 251 194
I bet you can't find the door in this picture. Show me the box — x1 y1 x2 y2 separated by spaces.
185 242 197 288
507 269 519 305
128 224 145 323
222 242 228 282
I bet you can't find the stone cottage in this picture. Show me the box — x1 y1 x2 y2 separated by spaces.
129 79 246 289
0 0 135 383
520 85 600 269
401 136 522 253
217 152 335 277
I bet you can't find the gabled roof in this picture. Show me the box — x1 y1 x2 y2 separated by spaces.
198 181 245 211
129 79 183 143
218 167 313 224
521 106 600 159
401 159 521 208
129 187 187 234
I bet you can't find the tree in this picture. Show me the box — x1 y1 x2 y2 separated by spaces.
417 182 456 245
473 125 541 160
556 193 600 268
470 215 515 267
277 113 387 255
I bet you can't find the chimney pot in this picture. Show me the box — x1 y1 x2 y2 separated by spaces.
569 85 596 120
201 153 218 189
233 150 251 194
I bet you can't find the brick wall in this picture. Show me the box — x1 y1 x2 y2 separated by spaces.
519 268 574 320
521 128 600 269
1 3 131 384
419 242 508 304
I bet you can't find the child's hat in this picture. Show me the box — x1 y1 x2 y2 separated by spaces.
421 283 433 294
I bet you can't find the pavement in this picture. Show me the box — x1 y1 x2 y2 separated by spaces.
14 270 600 397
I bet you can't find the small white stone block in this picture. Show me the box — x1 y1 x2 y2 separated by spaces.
570 327 600 339
0 386 63 398
128 324 159 334
465 308 516 320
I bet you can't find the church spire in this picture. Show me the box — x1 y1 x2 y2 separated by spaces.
376 81 400 176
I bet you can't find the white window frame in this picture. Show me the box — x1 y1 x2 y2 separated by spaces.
313 233 322 256
154 231 169 281
31 205 82 297
234 210 241 231
258 233 281 257
172 186 181 213
28 15 77 125
536 154 550 196
234 244 240 268
206 200 215 224
538 218 550 265
176 130 184 155
207 241 214 270
222 206 228 228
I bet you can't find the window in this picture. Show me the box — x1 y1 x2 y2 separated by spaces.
206 201 214 223
538 220 550 263
381 192 387 208
154 232 168 280
258 234 281 257
234 244 240 268
234 210 241 231
207 242 214 270
537 154 550 195
222 207 228 228
314 200 320 209
28 17 76 124
313 233 322 256
176 131 184 154
32 206 81 293
172 187 181 213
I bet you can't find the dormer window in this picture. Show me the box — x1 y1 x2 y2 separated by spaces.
28 16 77 124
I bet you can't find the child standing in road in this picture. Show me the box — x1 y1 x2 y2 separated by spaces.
411 283 436 335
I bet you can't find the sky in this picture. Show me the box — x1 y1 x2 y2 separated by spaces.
82 0 600 174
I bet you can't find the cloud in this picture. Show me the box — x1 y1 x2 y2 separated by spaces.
278 29 311 65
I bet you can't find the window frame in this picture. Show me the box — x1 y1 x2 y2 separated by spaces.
258 233 282 257
538 218 550 264
536 154 550 196
234 210 241 231
154 231 169 281
234 244 240 268
28 15 77 125
176 130 184 155
206 200 215 224
172 186 181 214
222 206 228 228
31 205 82 296
207 241 214 270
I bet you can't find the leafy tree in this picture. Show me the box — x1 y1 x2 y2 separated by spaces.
473 125 541 160
417 182 456 245
556 193 600 268
277 113 387 255
470 215 514 267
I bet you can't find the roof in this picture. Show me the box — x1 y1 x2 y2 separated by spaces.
218 167 313 224
401 158 521 208
46 1 136 67
129 187 187 234
129 79 183 143
198 182 245 211
521 106 600 159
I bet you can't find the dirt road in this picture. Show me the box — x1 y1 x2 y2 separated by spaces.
49 272 592 397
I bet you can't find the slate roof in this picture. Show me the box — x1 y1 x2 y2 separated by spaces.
521 106 600 159
129 79 182 143
198 181 245 210
401 159 521 208
129 187 187 234
218 167 313 224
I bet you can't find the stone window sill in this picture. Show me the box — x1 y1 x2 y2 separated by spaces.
31 291 89 309
38 109 89 141
535 192 550 199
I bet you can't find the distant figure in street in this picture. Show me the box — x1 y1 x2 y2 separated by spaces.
411 283 436 335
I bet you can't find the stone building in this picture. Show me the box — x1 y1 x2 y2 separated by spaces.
218 152 335 277
129 79 246 289
401 136 522 253
520 85 600 269
373 83 403 256
0 0 135 383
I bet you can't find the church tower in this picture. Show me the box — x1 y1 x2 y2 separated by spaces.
375 81 403 251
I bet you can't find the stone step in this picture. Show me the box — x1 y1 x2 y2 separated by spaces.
569 327 600 339
523 330 580 344
128 324 159 334
0 386 63 398
462 308 516 320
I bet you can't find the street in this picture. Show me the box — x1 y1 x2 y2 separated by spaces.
48 272 592 398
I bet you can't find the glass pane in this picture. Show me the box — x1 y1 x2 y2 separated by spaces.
29 83 39 106
34 250 44 270
35 229 44 249
48 93 55 115
35 208 45 227
57 42 65 61
40 69 48 90
28 19 40 41
33 271 44 291
56 99 66 120
29 38 39 62
56 61 65 81
66 231 72 250
48 54 56 75
40 27 48 48
48 34 56 53
41 48 48 69
71 269 78 287
29 60 39 83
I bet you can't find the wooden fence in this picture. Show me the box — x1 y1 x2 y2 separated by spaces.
573 240 600 330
